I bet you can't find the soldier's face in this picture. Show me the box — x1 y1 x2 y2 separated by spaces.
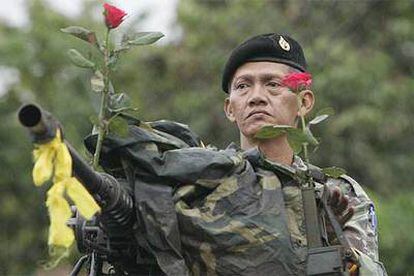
224 62 308 139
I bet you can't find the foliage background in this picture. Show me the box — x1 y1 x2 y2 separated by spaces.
0 0 413 274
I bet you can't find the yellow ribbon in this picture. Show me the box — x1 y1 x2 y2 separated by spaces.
32 129 101 248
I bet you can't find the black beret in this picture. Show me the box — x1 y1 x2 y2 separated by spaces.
221 33 307 93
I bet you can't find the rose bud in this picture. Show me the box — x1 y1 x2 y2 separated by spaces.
103 3 127 29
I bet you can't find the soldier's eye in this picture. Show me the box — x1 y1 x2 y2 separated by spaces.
267 81 281 88
236 83 249 90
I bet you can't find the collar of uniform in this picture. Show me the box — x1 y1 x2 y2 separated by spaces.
226 144 311 178
292 155 308 171
240 146 296 177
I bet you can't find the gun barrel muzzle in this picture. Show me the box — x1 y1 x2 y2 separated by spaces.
18 104 42 127
18 104 58 143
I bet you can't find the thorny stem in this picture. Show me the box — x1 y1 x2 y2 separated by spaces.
93 28 111 170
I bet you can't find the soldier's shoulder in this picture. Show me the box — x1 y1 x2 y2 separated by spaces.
306 164 369 199
337 175 371 200
308 163 373 204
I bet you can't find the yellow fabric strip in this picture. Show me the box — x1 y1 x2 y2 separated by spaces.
46 181 74 247
54 142 72 180
33 144 55 187
32 129 101 249
66 177 101 220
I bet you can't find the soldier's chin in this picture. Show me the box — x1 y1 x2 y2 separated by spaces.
242 124 264 139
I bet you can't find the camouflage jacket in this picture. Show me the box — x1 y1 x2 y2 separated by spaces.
85 120 387 275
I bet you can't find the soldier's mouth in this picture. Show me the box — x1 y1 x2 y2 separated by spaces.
246 111 272 119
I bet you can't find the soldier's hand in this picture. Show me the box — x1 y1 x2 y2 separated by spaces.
326 186 354 227
325 187 359 275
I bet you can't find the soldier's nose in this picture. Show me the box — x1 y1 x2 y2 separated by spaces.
248 86 267 106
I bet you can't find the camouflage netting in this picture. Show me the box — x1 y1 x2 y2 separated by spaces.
84 120 386 275
85 121 307 275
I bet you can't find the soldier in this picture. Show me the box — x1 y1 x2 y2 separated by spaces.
220 33 387 275
82 33 387 275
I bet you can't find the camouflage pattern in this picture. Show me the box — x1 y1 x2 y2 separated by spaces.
323 175 379 260
85 120 386 275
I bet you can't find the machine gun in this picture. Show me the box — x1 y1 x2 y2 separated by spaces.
18 104 150 275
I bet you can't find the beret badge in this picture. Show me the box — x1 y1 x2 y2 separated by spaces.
278 36 291 51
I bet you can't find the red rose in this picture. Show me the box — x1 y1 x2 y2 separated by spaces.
281 72 312 92
103 3 127 29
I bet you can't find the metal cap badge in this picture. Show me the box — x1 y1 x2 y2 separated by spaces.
278 36 291 51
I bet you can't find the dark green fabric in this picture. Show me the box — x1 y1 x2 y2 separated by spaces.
84 121 307 275
84 120 387 275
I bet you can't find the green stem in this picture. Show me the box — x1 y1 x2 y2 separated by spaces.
296 93 314 189
93 28 111 170
300 113 309 164
297 94 309 164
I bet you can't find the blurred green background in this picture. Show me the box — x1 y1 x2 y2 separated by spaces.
0 0 413 275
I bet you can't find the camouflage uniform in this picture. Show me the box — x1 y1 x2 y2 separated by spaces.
86 120 387 275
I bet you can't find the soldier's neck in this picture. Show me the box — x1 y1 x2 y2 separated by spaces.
241 134 294 165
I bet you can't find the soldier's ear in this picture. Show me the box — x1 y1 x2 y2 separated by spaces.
297 90 315 116
224 97 236 122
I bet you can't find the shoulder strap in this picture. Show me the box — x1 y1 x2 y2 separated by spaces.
302 185 323 248
298 164 325 248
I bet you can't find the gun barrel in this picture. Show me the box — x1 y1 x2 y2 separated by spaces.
18 104 102 194
18 104 134 233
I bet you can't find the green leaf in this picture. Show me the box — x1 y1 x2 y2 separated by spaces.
114 44 130 53
316 107 335 117
67 49 95 69
90 71 104 93
287 139 303 154
61 26 98 46
108 116 129 137
117 108 140 125
109 93 131 110
254 125 292 139
322 167 347 178
115 34 131 52
304 127 319 146
126 32 164 46
309 114 329 125
255 125 318 154
285 128 309 154
121 107 140 118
